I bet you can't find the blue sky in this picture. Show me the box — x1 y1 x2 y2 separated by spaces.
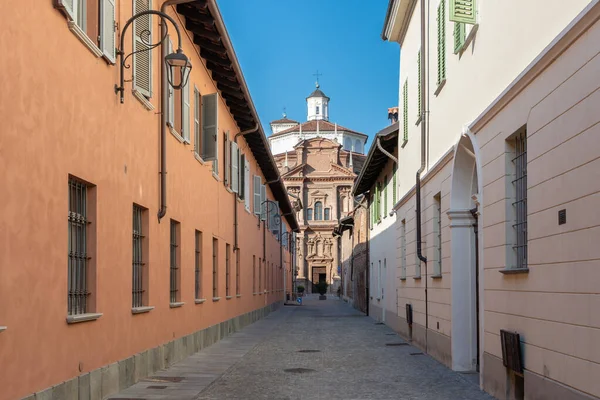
218 0 399 149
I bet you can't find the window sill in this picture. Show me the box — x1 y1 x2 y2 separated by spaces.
68 21 103 58
132 306 154 314
236 294 242 298
499 268 529 275
169 125 185 143
195 153 208 165
212 297 221 302
434 79 447 96
400 277 406 281
401 139 408 148
413 276 422 280
226 295 233 300
431 274 443 279
169 302 185 308
225 187 234 194
212 172 221 182
0 326 7 333
195 298 206 304
132 90 155 111
67 313 103 324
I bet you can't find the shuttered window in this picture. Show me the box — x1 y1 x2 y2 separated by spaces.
400 220 407 279
167 38 175 127
402 80 408 142
133 0 152 98
384 175 388 216
100 0 116 63
417 50 422 120
182 75 191 142
253 175 262 216
454 22 465 54
239 154 246 200
260 184 267 221
392 163 397 205
437 0 446 85
201 93 218 162
194 87 201 157
224 132 230 187
231 142 239 193
449 0 476 24
244 160 251 211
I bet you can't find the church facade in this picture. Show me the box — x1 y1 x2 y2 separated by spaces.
268 85 367 293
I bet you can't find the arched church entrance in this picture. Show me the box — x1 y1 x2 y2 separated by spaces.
448 133 482 373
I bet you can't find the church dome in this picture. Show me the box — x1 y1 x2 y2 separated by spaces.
307 85 330 100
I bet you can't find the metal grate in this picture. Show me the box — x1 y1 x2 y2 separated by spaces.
195 231 202 299
132 205 144 308
170 220 179 303
68 179 89 315
558 209 566 225
500 330 523 374
212 238 218 298
235 249 240 295
512 130 528 270
226 244 231 296
406 304 413 325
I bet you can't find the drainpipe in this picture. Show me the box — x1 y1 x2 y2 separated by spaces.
415 0 429 351
157 0 195 222
376 136 398 164
233 124 259 251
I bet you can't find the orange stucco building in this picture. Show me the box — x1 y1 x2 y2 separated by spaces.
0 1 298 399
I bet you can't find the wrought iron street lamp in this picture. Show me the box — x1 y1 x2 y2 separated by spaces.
114 10 192 104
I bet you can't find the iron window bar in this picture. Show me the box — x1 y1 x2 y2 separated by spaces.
511 131 528 270
195 231 201 299
68 179 89 316
132 205 145 308
170 221 179 303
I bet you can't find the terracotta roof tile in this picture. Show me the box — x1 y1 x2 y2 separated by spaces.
270 117 298 124
271 120 367 138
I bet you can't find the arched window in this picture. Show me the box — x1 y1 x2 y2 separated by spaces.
355 139 363 153
343 137 352 150
314 201 323 220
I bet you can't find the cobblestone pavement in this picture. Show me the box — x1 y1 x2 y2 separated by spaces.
109 296 495 400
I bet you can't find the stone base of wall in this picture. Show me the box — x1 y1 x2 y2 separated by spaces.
482 352 599 400
391 318 452 369
22 302 281 400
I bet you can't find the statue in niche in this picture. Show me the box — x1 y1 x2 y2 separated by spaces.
316 240 323 256
307 238 315 255
324 238 333 256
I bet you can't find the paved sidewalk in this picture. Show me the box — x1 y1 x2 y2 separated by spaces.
109 296 495 400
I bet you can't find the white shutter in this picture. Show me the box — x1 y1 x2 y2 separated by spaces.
224 133 230 186
201 93 218 161
133 0 152 98
182 75 191 142
100 0 116 63
245 160 251 211
260 184 267 221
231 142 239 193
57 0 75 21
253 175 261 215
271 201 280 236
194 87 200 156
167 38 174 127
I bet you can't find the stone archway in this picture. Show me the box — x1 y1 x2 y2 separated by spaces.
448 133 483 373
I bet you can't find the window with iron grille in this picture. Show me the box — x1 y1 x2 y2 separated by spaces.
253 255 256 294
132 205 146 308
212 238 218 298
226 243 231 296
236 249 240 295
400 219 407 280
513 130 528 269
68 178 90 315
195 230 202 300
433 193 442 277
258 257 262 292
170 220 180 303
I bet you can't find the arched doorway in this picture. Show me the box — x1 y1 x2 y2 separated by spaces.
448 133 482 373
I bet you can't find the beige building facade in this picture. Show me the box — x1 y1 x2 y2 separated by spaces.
377 0 600 399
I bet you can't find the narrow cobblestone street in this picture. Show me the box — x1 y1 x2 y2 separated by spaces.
109 297 494 400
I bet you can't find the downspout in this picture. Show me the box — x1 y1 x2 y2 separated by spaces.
376 136 398 164
157 0 195 222
416 0 429 351
233 124 259 251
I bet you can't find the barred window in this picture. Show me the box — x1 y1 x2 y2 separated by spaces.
132 205 145 308
433 193 442 277
195 230 202 300
68 178 89 315
213 238 218 298
170 220 180 303
400 219 407 280
226 243 231 297
258 257 262 292
236 249 240 295
513 130 528 269
253 255 256 294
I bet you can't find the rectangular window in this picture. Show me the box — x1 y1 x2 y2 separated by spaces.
166 38 175 128
235 250 240 296
224 132 231 187
244 159 251 211
253 175 262 216
260 185 267 221
253 255 256 294
194 87 201 157
393 163 397 205
376 183 381 223
306 208 313 221
437 0 447 86
316 106 320 114
201 93 218 162
226 243 231 297
402 80 408 142
68 178 95 315
324 208 330 220
433 193 442 277
212 238 219 298
400 219 407 280
415 244 421 279
239 153 245 200
258 257 262 292
169 220 180 303
384 175 388 217
132 204 148 308
182 73 191 142
513 129 528 270
231 141 240 193
195 230 202 300
133 0 152 98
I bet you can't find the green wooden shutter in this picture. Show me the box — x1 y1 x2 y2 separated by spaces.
417 50 421 120
454 22 465 54
384 175 388 216
393 163 397 205
402 80 408 141
449 0 476 24
437 1 446 85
